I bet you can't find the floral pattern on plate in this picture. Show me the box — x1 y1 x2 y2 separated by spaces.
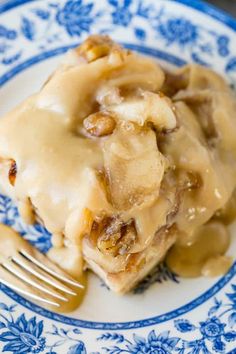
0 0 236 352
0 0 236 78
1 283 236 353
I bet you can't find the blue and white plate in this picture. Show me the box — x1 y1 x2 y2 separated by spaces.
0 0 236 353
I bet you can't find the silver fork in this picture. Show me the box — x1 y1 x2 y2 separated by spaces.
0 246 84 308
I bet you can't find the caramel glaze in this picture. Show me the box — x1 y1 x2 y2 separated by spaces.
166 220 232 278
0 36 236 297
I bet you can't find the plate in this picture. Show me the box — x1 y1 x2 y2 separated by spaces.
0 0 236 353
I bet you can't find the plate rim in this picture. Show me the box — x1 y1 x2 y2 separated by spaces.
0 0 236 331
0 41 235 329
1 263 236 330
0 0 236 30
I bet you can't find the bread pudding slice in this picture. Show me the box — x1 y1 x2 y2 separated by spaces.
0 36 236 293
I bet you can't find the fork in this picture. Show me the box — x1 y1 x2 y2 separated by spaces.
0 237 84 308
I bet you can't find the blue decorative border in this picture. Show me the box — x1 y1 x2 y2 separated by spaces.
173 0 236 31
1 0 236 30
1 285 236 353
0 0 236 331
1 263 236 330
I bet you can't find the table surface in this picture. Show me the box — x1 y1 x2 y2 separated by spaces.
207 0 236 17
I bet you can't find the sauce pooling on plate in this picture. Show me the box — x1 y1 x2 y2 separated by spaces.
166 221 232 277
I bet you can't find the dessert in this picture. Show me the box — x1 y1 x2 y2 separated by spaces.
0 36 235 294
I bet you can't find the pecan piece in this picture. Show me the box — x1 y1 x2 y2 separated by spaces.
90 216 137 256
77 35 114 63
83 112 116 137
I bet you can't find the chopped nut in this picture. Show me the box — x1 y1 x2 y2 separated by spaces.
87 45 110 62
89 216 112 246
76 35 115 63
90 216 137 256
100 218 137 256
117 222 137 256
83 112 116 137
98 217 123 252
8 159 17 186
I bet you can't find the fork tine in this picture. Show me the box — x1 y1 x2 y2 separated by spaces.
2 261 68 302
13 253 77 296
0 265 60 307
20 249 84 289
